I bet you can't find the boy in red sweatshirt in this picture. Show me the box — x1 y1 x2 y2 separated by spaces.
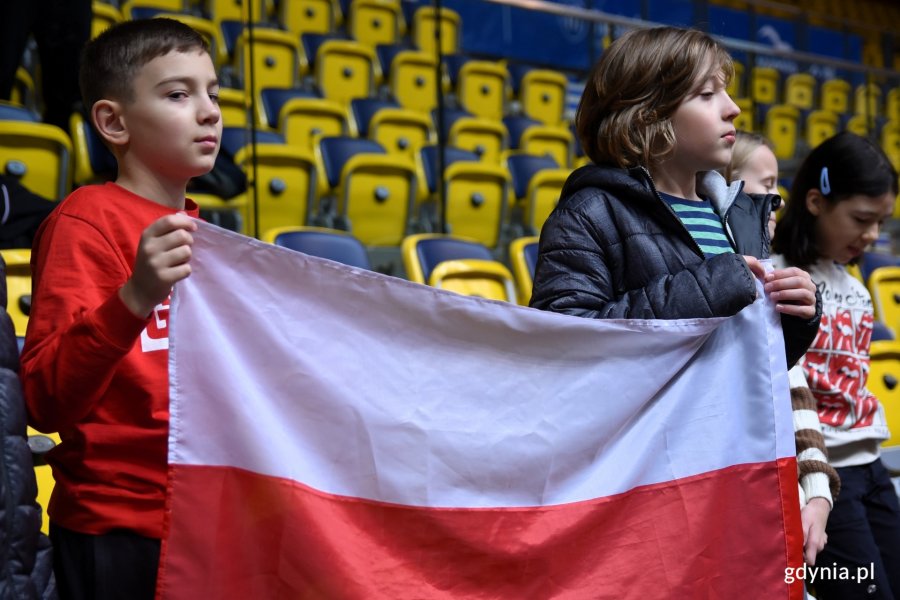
20 18 221 599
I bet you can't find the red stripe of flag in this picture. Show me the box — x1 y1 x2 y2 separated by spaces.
158 459 804 599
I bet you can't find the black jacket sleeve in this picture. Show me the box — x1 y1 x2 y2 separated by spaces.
530 204 758 320
780 291 822 367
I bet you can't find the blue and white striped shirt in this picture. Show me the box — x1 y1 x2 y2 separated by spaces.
659 192 733 257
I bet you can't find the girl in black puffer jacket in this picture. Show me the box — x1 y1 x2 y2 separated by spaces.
531 26 820 367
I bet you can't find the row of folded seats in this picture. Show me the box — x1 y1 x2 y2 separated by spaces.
86 0 573 126
729 65 900 167
0 94 576 251
212 122 572 248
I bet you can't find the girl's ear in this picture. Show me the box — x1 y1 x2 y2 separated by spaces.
805 188 824 216
91 100 129 148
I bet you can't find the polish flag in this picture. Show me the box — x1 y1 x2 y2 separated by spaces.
157 222 804 599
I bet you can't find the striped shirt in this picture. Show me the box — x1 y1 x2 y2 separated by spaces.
659 192 733 257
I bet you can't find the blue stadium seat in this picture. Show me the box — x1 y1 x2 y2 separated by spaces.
264 226 371 269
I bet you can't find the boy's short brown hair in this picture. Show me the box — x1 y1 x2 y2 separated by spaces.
576 26 734 169
79 18 210 113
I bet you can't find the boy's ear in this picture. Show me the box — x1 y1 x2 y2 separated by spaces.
91 100 129 148
805 189 824 216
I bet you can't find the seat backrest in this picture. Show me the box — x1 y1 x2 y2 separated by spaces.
268 226 371 269
866 340 900 470
412 5 460 56
351 97 399 137
509 235 539 305
347 0 402 47
260 87 320 128
0 249 31 340
0 121 73 200
418 144 479 193
503 115 542 149
318 136 385 188
70 111 117 186
868 266 900 335
220 127 284 157
0 103 39 122
860 251 900 284
427 258 516 302
402 234 493 283
280 0 337 38
507 153 559 199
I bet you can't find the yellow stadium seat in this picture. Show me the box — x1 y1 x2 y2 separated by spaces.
784 73 816 111
91 1 122 39
412 5 461 56
428 259 517 302
346 0 403 47
1 249 32 340
203 0 268 26
509 235 540 305
886 87 900 123
402 233 515 302
9 68 35 111
308 37 376 106
0 121 72 201
733 97 754 133
352 99 434 161
805 109 839 150
441 111 508 165
279 0 338 38
438 159 510 248
880 120 900 172
446 56 508 121
26 426 60 535
505 116 574 169
750 66 780 106
218 88 250 128
511 66 569 126
727 59 744 99
230 141 319 238
764 104 800 160
845 114 872 137
379 47 439 114
866 340 900 473
820 77 851 114
316 137 416 246
854 82 882 119
506 153 569 234
234 28 305 95
869 266 900 336
261 89 350 151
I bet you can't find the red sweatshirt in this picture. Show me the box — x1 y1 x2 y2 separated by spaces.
21 183 200 539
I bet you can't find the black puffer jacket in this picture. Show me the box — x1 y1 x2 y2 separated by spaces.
0 256 56 600
531 164 820 366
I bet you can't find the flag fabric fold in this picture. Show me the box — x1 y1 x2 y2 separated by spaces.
158 222 804 599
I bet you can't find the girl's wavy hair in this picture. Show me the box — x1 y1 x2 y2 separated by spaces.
80 17 210 113
576 26 733 169
772 131 898 269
